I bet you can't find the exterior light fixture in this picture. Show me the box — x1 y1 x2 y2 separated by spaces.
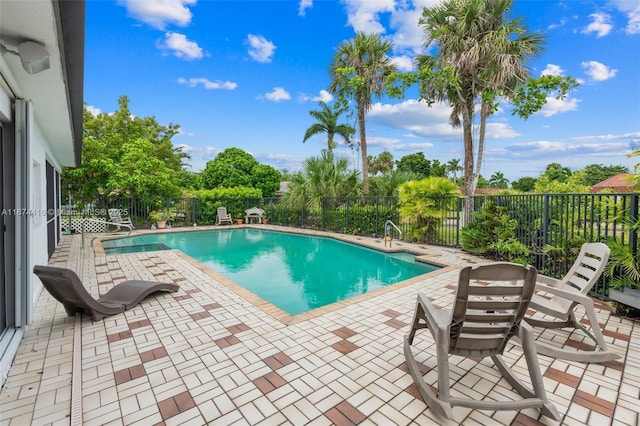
0 40 50 75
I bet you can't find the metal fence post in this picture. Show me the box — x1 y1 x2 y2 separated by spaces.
630 194 638 257
540 194 550 272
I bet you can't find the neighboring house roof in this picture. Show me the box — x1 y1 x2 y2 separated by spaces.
275 181 290 196
591 173 637 193
474 187 504 195
0 0 85 167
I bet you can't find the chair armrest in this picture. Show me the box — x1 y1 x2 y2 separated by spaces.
537 274 561 287
534 281 592 304
416 292 450 327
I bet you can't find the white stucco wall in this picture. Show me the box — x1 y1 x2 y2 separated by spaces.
28 113 56 307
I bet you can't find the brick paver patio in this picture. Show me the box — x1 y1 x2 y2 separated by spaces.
0 226 638 425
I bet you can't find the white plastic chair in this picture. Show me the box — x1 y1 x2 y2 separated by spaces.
404 263 560 421
525 242 619 363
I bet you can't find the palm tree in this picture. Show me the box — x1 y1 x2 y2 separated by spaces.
370 169 422 196
281 152 361 210
418 0 544 222
302 101 354 155
445 158 463 181
329 32 396 194
368 151 394 176
489 171 509 189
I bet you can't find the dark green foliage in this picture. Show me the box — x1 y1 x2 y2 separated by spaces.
605 236 640 291
511 176 537 192
191 187 263 223
320 199 400 236
369 170 422 196
64 96 188 203
580 164 630 187
201 148 281 197
460 199 532 264
396 152 431 177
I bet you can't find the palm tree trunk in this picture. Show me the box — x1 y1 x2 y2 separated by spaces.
462 99 475 226
358 107 369 194
473 101 489 190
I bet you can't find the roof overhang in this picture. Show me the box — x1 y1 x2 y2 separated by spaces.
0 0 85 167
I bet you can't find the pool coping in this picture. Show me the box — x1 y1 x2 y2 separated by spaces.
94 224 457 325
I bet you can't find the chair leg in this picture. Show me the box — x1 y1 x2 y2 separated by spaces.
492 328 561 421
518 325 561 421
403 334 454 420
528 307 620 363
407 301 427 345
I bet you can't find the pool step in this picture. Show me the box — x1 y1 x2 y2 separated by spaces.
388 252 416 264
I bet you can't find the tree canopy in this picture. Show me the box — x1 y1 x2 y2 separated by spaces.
368 151 394 176
62 95 188 202
396 152 432 177
200 148 281 197
579 164 629 186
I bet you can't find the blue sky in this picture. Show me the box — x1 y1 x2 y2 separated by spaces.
84 0 640 182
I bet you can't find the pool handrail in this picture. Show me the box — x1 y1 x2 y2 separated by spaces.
384 220 402 247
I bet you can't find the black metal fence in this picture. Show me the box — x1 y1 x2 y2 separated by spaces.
77 192 638 296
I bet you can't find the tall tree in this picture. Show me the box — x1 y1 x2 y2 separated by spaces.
302 101 354 155
201 147 281 197
62 96 188 203
541 162 572 183
416 0 577 223
329 32 396 194
396 152 431 177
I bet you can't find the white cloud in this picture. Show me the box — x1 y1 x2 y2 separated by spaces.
176 129 195 137
367 135 434 152
177 144 221 171
390 55 415 71
246 34 276 63
541 64 565 76
610 0 640 34
548 17 568 30
118 0 195 30
338 0 436 63
581 60 618 81
177 77 237 90
264 87 291 102
298 0 313 16
256 152 305 172
535 96 580 117
159 32 203 60
313 90 333 102
368 100 519 140
501 135 638 161
298 90 333 102
86 105 102 116
581 13 613 38
388 2 431 53
342 0 395 34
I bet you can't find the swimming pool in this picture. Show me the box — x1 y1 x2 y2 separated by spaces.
102 229 440 315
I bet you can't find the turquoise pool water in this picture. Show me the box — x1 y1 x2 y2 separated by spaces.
102 229 439 315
